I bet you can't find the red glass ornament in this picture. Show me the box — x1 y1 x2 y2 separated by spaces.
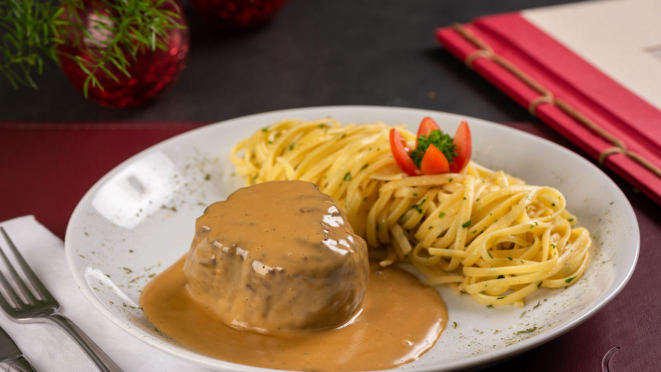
188 0 288 29
57 0 189 108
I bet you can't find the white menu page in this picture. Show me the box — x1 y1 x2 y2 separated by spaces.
523 0 661 111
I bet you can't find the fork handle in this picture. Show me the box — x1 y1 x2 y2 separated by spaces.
6 356 37 372
46 313 124 372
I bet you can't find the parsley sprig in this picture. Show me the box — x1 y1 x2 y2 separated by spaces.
409 129 457 167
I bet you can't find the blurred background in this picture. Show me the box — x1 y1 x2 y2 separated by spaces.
0 0 580 123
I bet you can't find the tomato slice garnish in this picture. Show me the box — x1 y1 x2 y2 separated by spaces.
416 117 441 147
420 144 450 175
389 128 418 176
449 120 472 173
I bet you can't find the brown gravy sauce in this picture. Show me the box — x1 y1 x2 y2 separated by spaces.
182 180 370 335
140 181 448 371
142 258 447 371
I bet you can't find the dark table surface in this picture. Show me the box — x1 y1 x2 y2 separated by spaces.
2 0 661 371
1 0 580 124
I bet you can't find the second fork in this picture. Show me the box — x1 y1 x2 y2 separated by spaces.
0 227 123 372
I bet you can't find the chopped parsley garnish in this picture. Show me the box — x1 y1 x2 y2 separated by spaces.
289 143 295 151
537 281 543 288
517 327 537 334
488 251 493 258
551 203 556 207
341 133 347 139
449 178 453 183
568 218 574 222
565 276 576 284
486 305 494 308
452 322 457 329
261 127 269 132
409 199 427 214
439 212 446 218
361 164 369 170
462 220 471 228
409 129 457 168
497 296 506 299
344 172 352 181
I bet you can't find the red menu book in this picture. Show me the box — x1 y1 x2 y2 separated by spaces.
436 0 661 205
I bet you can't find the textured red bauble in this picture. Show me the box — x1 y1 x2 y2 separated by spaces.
57 0 189 108
188 0 288 29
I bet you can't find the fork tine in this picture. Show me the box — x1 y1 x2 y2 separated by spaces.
0 227 45 303
0 269 23 310
0 243 38 304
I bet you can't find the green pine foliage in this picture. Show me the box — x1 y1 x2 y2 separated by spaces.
0 0 185 96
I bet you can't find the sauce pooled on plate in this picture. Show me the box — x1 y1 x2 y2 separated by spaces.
141 180 448 371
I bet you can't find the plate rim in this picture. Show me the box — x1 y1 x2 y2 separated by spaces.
64 105 640 371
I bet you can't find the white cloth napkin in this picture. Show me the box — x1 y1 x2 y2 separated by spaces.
0 216 211 372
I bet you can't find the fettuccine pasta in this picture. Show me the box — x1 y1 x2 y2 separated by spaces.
230 118 591 307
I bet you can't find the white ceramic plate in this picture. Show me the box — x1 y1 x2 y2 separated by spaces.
65 106 639 371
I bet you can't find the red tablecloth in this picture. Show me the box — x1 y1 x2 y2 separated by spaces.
1 121 659 371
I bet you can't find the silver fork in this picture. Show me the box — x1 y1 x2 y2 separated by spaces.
0 227 123 372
